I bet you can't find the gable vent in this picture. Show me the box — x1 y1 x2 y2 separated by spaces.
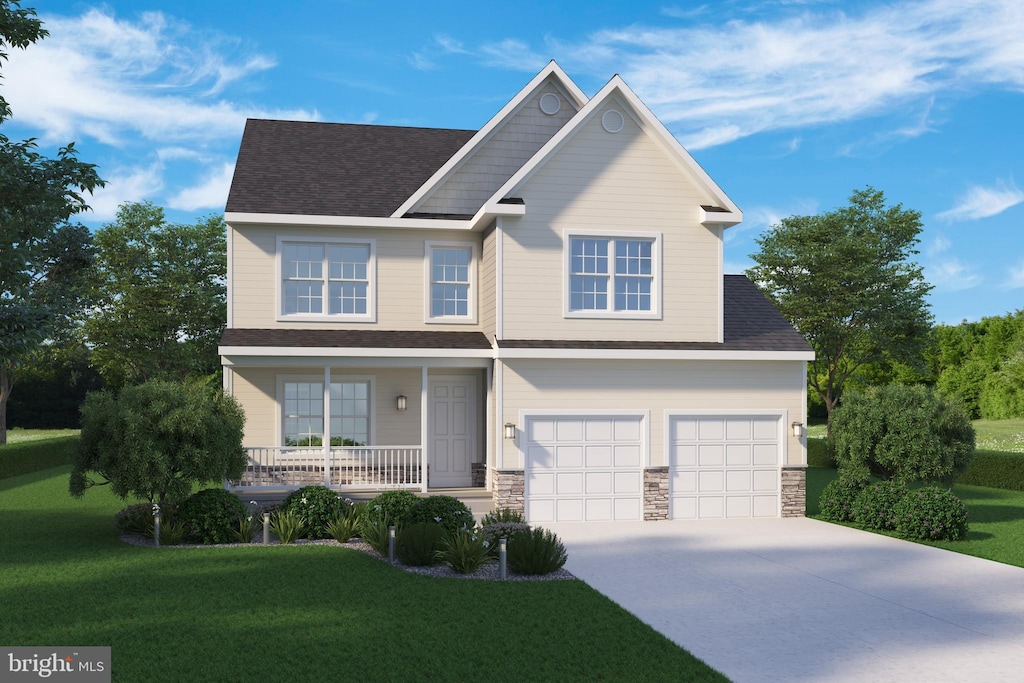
602 109 624 133
539 92 561 115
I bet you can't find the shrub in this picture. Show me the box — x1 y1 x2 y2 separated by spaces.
364 490 419 528
359 514 392 555
282 486 349 539
70 380 246 503
179 488 246 544
435 529 493 574
115 502 185 544
233 502 263 543
806 438 835 469
269 509 305 544
326 505 361 544
396 522 446 566
506 527 568 575
852 480 909 531
480 507 525 526
405 495 475 535
958 450 1024 491
480 521 531 550
830 384 975 484
894 487 969 541
818 476 869 523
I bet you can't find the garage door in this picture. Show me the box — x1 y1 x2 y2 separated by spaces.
669 415 781 519
525 415 644 523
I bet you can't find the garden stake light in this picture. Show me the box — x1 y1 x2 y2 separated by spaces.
499 538 507 581
388 525 396 563
263 512 270 545
153 504 161 548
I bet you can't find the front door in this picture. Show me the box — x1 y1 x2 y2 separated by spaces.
428 376 476 487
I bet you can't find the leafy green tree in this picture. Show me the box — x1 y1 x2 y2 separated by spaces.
830 384 974 485
70 379 246 504
747 187 933 427
0 2 104 443
85 202 226 387
978 345 1024 420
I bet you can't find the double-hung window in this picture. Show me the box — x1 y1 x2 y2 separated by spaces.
425 241 476 323
282 379 371 447
280 239 375 321
565 232 661 318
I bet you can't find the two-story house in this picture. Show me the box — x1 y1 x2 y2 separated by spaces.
219 61 813 522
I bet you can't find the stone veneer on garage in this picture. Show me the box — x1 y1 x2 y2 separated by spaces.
492 470 525 514
781 467 807 517
643 468 670 521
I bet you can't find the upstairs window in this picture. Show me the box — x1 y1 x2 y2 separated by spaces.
565 232 661 318
280 239 375 321
425 242 477 323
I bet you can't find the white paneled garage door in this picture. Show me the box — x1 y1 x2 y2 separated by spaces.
669 414 781 519
524 415 644 523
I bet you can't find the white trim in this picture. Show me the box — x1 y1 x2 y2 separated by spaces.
275 373 377 448
799 361 808 466
717 226 724 344
420 366 428 492
276 236 377 323
222 355 493 369
220 346 813 362
392 61 589 218
424 240 479 324
485 362 494 491
562 229 662 320
222 366 233 393
485 76 742 226
227 212 477 231
495 360 504 469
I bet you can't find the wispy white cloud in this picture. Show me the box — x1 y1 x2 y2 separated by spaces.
466 0 1024 149
660 5 710 20
928 258 982 291
926 234 952 257
726 199 819 243
1006 260 1024 290
87 163 165 221
168 162 235 212
6 9 316 146
936 179 1024 222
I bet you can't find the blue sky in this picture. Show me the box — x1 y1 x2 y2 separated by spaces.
6 0 1023 324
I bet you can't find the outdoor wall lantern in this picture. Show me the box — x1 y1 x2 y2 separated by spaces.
396 395 407 412
792 421 804 438
504 423 516 440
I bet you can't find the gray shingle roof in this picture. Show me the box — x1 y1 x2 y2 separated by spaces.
225 119 475 217
219 277 809 354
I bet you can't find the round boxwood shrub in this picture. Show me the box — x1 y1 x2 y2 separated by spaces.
282 485 349 539
179 488 246 544
481 521 531 551
365 490 420 528
894 487 969 541
818 476 869 523
396 522 446 566
405 495 475 535
852 480 909 531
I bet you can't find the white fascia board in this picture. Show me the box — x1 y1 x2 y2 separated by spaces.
218 345 493 359
391 61 589 219
700 207 743 228
495 347 815 361
224 212 476 231
485 75 743 223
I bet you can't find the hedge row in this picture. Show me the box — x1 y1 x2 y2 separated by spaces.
807 438 835 468
0 436 80 480
958 449 1024 491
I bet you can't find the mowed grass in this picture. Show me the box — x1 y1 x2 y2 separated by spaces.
4 428 79 443
1 467 726 683
806 462 1024 568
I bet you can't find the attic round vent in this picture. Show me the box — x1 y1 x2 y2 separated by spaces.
539 92 561 115
602 109 624 133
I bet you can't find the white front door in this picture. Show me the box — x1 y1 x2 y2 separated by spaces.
428 377 476 487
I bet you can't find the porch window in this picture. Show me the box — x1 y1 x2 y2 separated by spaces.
283 380 370 446
280 239 375 321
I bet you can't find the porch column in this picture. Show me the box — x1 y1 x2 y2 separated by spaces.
323 365 331 487
420 366 428 493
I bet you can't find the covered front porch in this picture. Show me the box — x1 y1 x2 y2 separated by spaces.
220 343 494 497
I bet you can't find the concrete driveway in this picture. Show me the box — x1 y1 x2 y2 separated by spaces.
546 518 1024 683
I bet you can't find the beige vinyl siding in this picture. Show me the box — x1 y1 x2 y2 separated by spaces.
231 366 424 447
499 359 806 469
480 224 497 342
417 80 579 216
230 224 483 330
501 98 720 342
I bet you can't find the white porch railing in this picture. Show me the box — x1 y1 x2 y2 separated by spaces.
228 446 423 491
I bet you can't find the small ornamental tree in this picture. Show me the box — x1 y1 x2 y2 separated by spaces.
830 384 975 484
70 380 246 503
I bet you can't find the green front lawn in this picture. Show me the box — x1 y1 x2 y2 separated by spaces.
3 428 79 443
1 466 726 683
806 464 1024 568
